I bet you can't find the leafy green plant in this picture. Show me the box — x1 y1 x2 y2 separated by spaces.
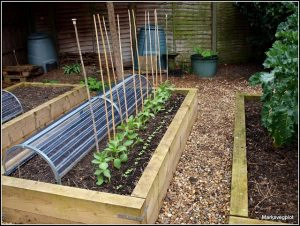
249 5 298 147
193 47 218 59
80 77 109 92
62 63 81 74
92 151 113 185
92 80 175 186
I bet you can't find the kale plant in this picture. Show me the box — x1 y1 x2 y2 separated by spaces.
249 5 298 147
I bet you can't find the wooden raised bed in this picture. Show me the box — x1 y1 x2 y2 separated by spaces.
2 88 198 224
2 82 88 152
229 93 282 225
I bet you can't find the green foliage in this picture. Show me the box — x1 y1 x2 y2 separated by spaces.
193 47 218 59
80 77 109 92
249 7 298 147
62 63 81 74
234 2 296 62
92 81 175 186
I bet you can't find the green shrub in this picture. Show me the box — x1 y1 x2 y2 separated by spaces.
249 5 298 147
235 2 296 62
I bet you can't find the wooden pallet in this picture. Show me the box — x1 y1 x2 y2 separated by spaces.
2 65 43 83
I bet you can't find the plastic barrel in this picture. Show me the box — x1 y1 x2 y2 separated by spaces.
134 24 166 70
27 32 58 73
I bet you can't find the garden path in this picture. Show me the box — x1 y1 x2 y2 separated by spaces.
156 63 261 224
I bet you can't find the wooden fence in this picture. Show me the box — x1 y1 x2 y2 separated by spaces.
2 2 253 67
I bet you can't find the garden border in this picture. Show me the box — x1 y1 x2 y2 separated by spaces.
2 88 198 224
229 93 283 225
2 82 88 152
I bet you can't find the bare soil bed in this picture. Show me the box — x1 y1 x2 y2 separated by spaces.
10 86 73 113
10 93 185 195
245 100 298 224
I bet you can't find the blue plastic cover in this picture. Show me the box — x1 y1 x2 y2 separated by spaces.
2 90 24 123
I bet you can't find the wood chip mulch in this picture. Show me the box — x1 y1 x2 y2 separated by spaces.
245 100 298 224
155 63 263 224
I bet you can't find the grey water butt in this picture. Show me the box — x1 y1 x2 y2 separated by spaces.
27 32 58 73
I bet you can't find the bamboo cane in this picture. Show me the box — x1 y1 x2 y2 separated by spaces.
154 9 158 88
13 49 19 65
93 15 111 142
128 9 139 115
144 11 149 98
102 15 123 123
72 18 100 152
117 14 129 121
97 14 116 139
132 9 144 111
155 10 162 84
166 14 169 81
148 11 155 97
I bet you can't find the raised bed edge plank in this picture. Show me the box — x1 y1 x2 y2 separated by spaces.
230 93 248 217
2 88 198 224
2 177 145 224
230 93 283 225
2 83 87 152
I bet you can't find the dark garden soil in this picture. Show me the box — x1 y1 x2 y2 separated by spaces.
11 86 73 113
10 93 185 195
245 100 298 224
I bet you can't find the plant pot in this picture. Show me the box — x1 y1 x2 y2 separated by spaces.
190 54 218 77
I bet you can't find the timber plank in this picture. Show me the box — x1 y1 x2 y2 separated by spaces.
3 177 145 224
3 207 81 224
230 93 248 217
